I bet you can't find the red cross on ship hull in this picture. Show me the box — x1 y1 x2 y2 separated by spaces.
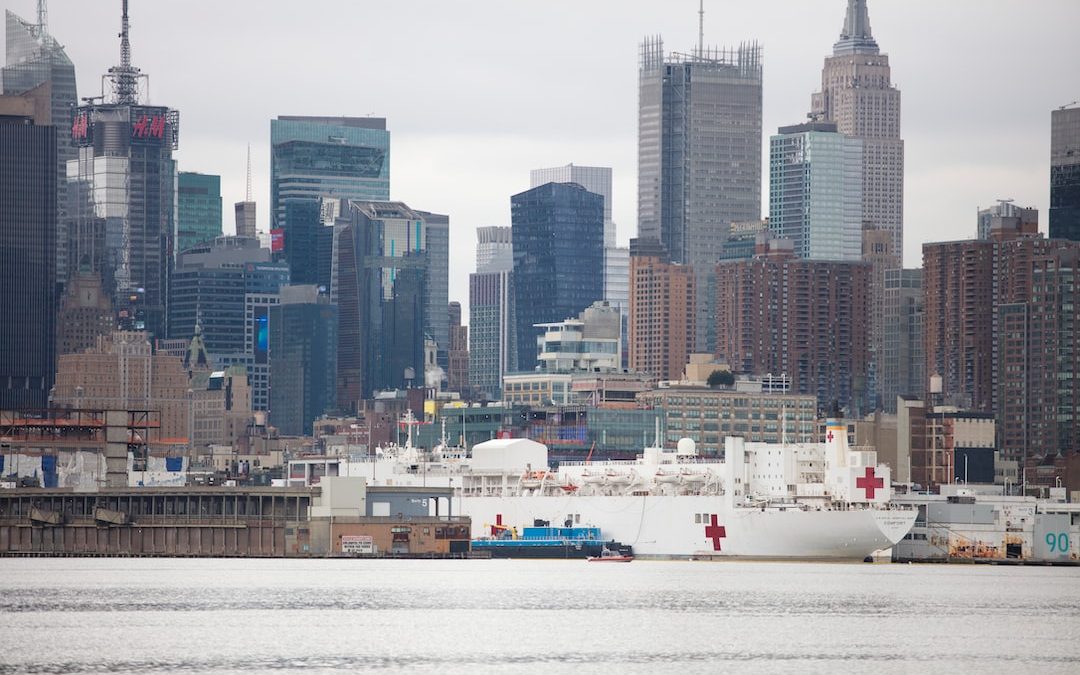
856 466 884 500
704 514 727 551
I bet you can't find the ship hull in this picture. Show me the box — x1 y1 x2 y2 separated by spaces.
458 495 915 560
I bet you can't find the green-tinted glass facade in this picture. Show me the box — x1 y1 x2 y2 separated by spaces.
177 172 222 253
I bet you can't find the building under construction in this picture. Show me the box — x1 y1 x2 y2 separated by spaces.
0 408 181 489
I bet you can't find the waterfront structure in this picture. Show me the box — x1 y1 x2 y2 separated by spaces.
637 385 817 456
1050 104 1080 241
270 116 389 229
177 172 222 253
2 7 76 287
334 201 428 408
880 269 924 413
447 302 469 395
51 331 191 446
55 272 115 357
893 485 1080 564
0 93 56 410
469 226 514 400
714 242 871 413
628 238 696 381
638 36 762 352
768 122 863 262
978 200 1038 241
269 285 337 436
810 0 903 263
511 182 604 372
923 221 1080 463
66 2 179 337
418 211 450 375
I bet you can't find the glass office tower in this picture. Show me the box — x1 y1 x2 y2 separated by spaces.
638 37 763 352
769 122 863 261
511 182 604 372
270 116 389 228
2 9 77 288
177 172 222 253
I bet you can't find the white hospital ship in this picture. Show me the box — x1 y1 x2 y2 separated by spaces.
288 417 916 559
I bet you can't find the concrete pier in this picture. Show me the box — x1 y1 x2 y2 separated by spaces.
0 487 314 557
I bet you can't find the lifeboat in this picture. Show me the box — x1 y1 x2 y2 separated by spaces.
519 470 549 489
605 469 632 486
655 469 680 484
680 469 706 485
582 470 606 485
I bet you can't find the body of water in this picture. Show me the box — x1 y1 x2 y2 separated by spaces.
0 558 1078 674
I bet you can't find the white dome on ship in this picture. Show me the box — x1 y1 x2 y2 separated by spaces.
676 438 696 455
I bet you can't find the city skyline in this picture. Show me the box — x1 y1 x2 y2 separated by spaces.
6 0 1080 314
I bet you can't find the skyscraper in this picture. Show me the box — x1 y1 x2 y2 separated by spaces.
880 268 923 413
167 235 289 412
234 144 257 238
638 36 763 351
531 164 614 248
1050 104 1080 241
511 182 604 372
417 210 450 377
714 242 870 413
270 116 389 228
447 302 469 395
810 0 904 261
67 1 179 338
628 238 696 381
177 172 222 253
769 122 863 261
924 222 1080 462
269 285 337 436
334 201 428 408
530 165 627 338
0 93 56 410
2 6 76 288
469 226 514 400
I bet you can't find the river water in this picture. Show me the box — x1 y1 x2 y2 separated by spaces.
0 558 1077 674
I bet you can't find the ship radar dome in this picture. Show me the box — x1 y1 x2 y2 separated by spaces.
676 438 697 455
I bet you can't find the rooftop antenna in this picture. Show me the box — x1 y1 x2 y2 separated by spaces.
36 0 47 36
245 143 252 202
105 0 141 104
697 0 705 59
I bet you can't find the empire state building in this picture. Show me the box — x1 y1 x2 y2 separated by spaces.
811 0 904 263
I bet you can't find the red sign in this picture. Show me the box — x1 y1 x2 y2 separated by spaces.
132 114 166 140
856 467 884 500
71 113 89 140
704 514 727 551
270 228 285 252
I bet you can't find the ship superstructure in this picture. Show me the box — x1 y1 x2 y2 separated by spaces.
288 416 915 559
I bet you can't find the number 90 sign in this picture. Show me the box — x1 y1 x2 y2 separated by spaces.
1045 532 1070 553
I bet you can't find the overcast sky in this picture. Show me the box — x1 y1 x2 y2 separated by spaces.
14 0 1080 316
